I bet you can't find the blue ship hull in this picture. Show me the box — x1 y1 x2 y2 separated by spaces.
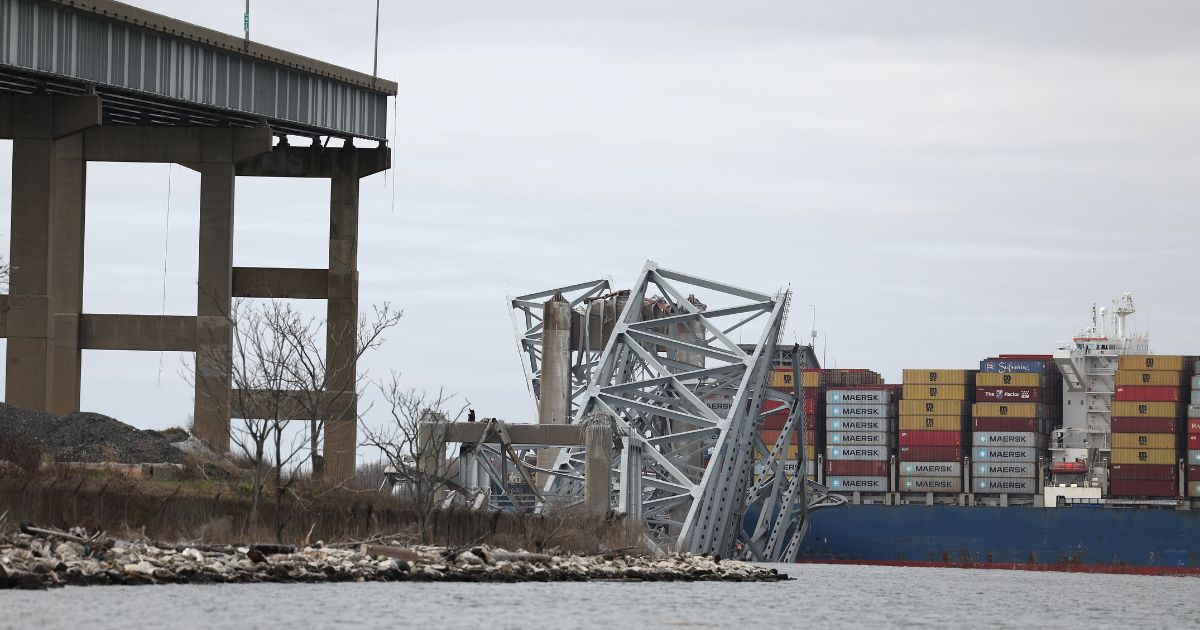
795 504 1200 574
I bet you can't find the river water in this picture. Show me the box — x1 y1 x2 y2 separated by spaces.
3 563 1197 629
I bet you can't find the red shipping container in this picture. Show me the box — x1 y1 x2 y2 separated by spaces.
1189 419 1200 433
898 446 963 461
1111 417 1178 434
759 429 798 446
1114 385 1185 402
899 430 962 447
1109 463 1177 481
1109 479 1178 498
974 387 1042 402
1189 433 1200 449
1189 465 1200 480
972 417 1045 432
826 460 889 476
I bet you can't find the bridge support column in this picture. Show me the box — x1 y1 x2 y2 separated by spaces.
193 162 237 451
324 152 361 481
1 95 101 413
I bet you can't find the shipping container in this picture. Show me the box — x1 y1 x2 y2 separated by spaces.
898 415 964 431
1189 419 1200 433
976 372 1043 388
826 445 888 461
1115 385 1186 402
754 445 803 460
1111 417 1178 434
1118 355 1188 372
1193 390 1200 406
758 429 798 446
973 432 1041 447
1115 371 1188 387
826 388 896 405
1109 463 1177 481
802 371 822 388
1189 404 1200 419
1189 465 1200 479
826 476 888 492
768 369 798 389
1189 481 1200 498
826 460 888 477
973 462 1035 478
971 402 1043 418
902 369 975 385
898 446 963 461
826 404 893 418
900 461 961 477
974 478 1038 494
979 359 1052 374
1188 433 1200 449
901 384 968 400
900 476 963 493
899 400 969 416
1111 448 1177 466
973 446 1038 462
974 387 1043 402
1191 450 1200 465
1112 433 1177 450
971 417 1047 432
828 432 891 446
1109 479 1179 498
1193 373 1200 388
898 430 962 447
1111 402 1184 418
827 417 892 432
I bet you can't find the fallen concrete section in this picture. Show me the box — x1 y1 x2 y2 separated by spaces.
0 526 788 589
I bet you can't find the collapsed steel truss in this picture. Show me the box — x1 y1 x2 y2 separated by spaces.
509 261 844 558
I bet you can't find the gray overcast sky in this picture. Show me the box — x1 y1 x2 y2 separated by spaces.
2 1 1199 438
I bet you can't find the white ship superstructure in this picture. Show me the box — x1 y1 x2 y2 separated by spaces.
1049 293 1150 494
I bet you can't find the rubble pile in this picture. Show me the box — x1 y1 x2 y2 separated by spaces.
0 526 789 589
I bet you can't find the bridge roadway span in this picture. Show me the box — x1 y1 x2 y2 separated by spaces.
0 0 397 479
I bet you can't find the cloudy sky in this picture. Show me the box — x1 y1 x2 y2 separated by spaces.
1 1 1198 441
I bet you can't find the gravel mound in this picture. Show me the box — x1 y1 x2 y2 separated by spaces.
0 403 186 465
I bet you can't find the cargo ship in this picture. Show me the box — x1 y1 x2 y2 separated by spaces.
782 294 1200 575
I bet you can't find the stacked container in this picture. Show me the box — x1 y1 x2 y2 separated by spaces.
898 369 976 493
825 385 899 494
1189 363 1200 497
971 356 1061 495
1110 354 1191 498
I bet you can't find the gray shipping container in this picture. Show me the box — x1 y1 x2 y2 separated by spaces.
901 461 961 477
827 445 888 461
1192 390 1200 406
974 477 1038 494
973 432 1041 447
974 462 1036 478
828 417 894 432
828 432 891 446
1189 404 1200 419
827 476 888 492
901 476 963 493
973 446 1038 462
1189 450 1200 465
827 389 896 405
827 404 894 418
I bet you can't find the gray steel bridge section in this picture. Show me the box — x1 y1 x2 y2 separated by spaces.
0 0 394 139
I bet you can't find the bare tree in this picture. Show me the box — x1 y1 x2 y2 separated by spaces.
189 298 402 540
362 374 468 544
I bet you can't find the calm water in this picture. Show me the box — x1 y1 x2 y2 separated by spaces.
3 563 1198 629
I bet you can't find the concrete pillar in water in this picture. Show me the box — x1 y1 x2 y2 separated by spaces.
537 293 572 481
584 418 614 514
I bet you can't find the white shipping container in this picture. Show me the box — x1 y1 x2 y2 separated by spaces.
827 476 888 492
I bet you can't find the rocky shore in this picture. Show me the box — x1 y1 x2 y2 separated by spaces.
0 526 788 589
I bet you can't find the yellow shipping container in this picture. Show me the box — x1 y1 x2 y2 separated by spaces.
1111 401 1184 418
754 445 801 460
805 444 816 460
802 372 821 388
1117 355 1188 372
768 370 796 389
972 402 1040 418
902 369 975 386
976 372 1043 388
902 384 967 400
1111 448 1177 466
899 399 968 416
1115 371 1187 387
1111 433 1177 449
898 414 965 431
